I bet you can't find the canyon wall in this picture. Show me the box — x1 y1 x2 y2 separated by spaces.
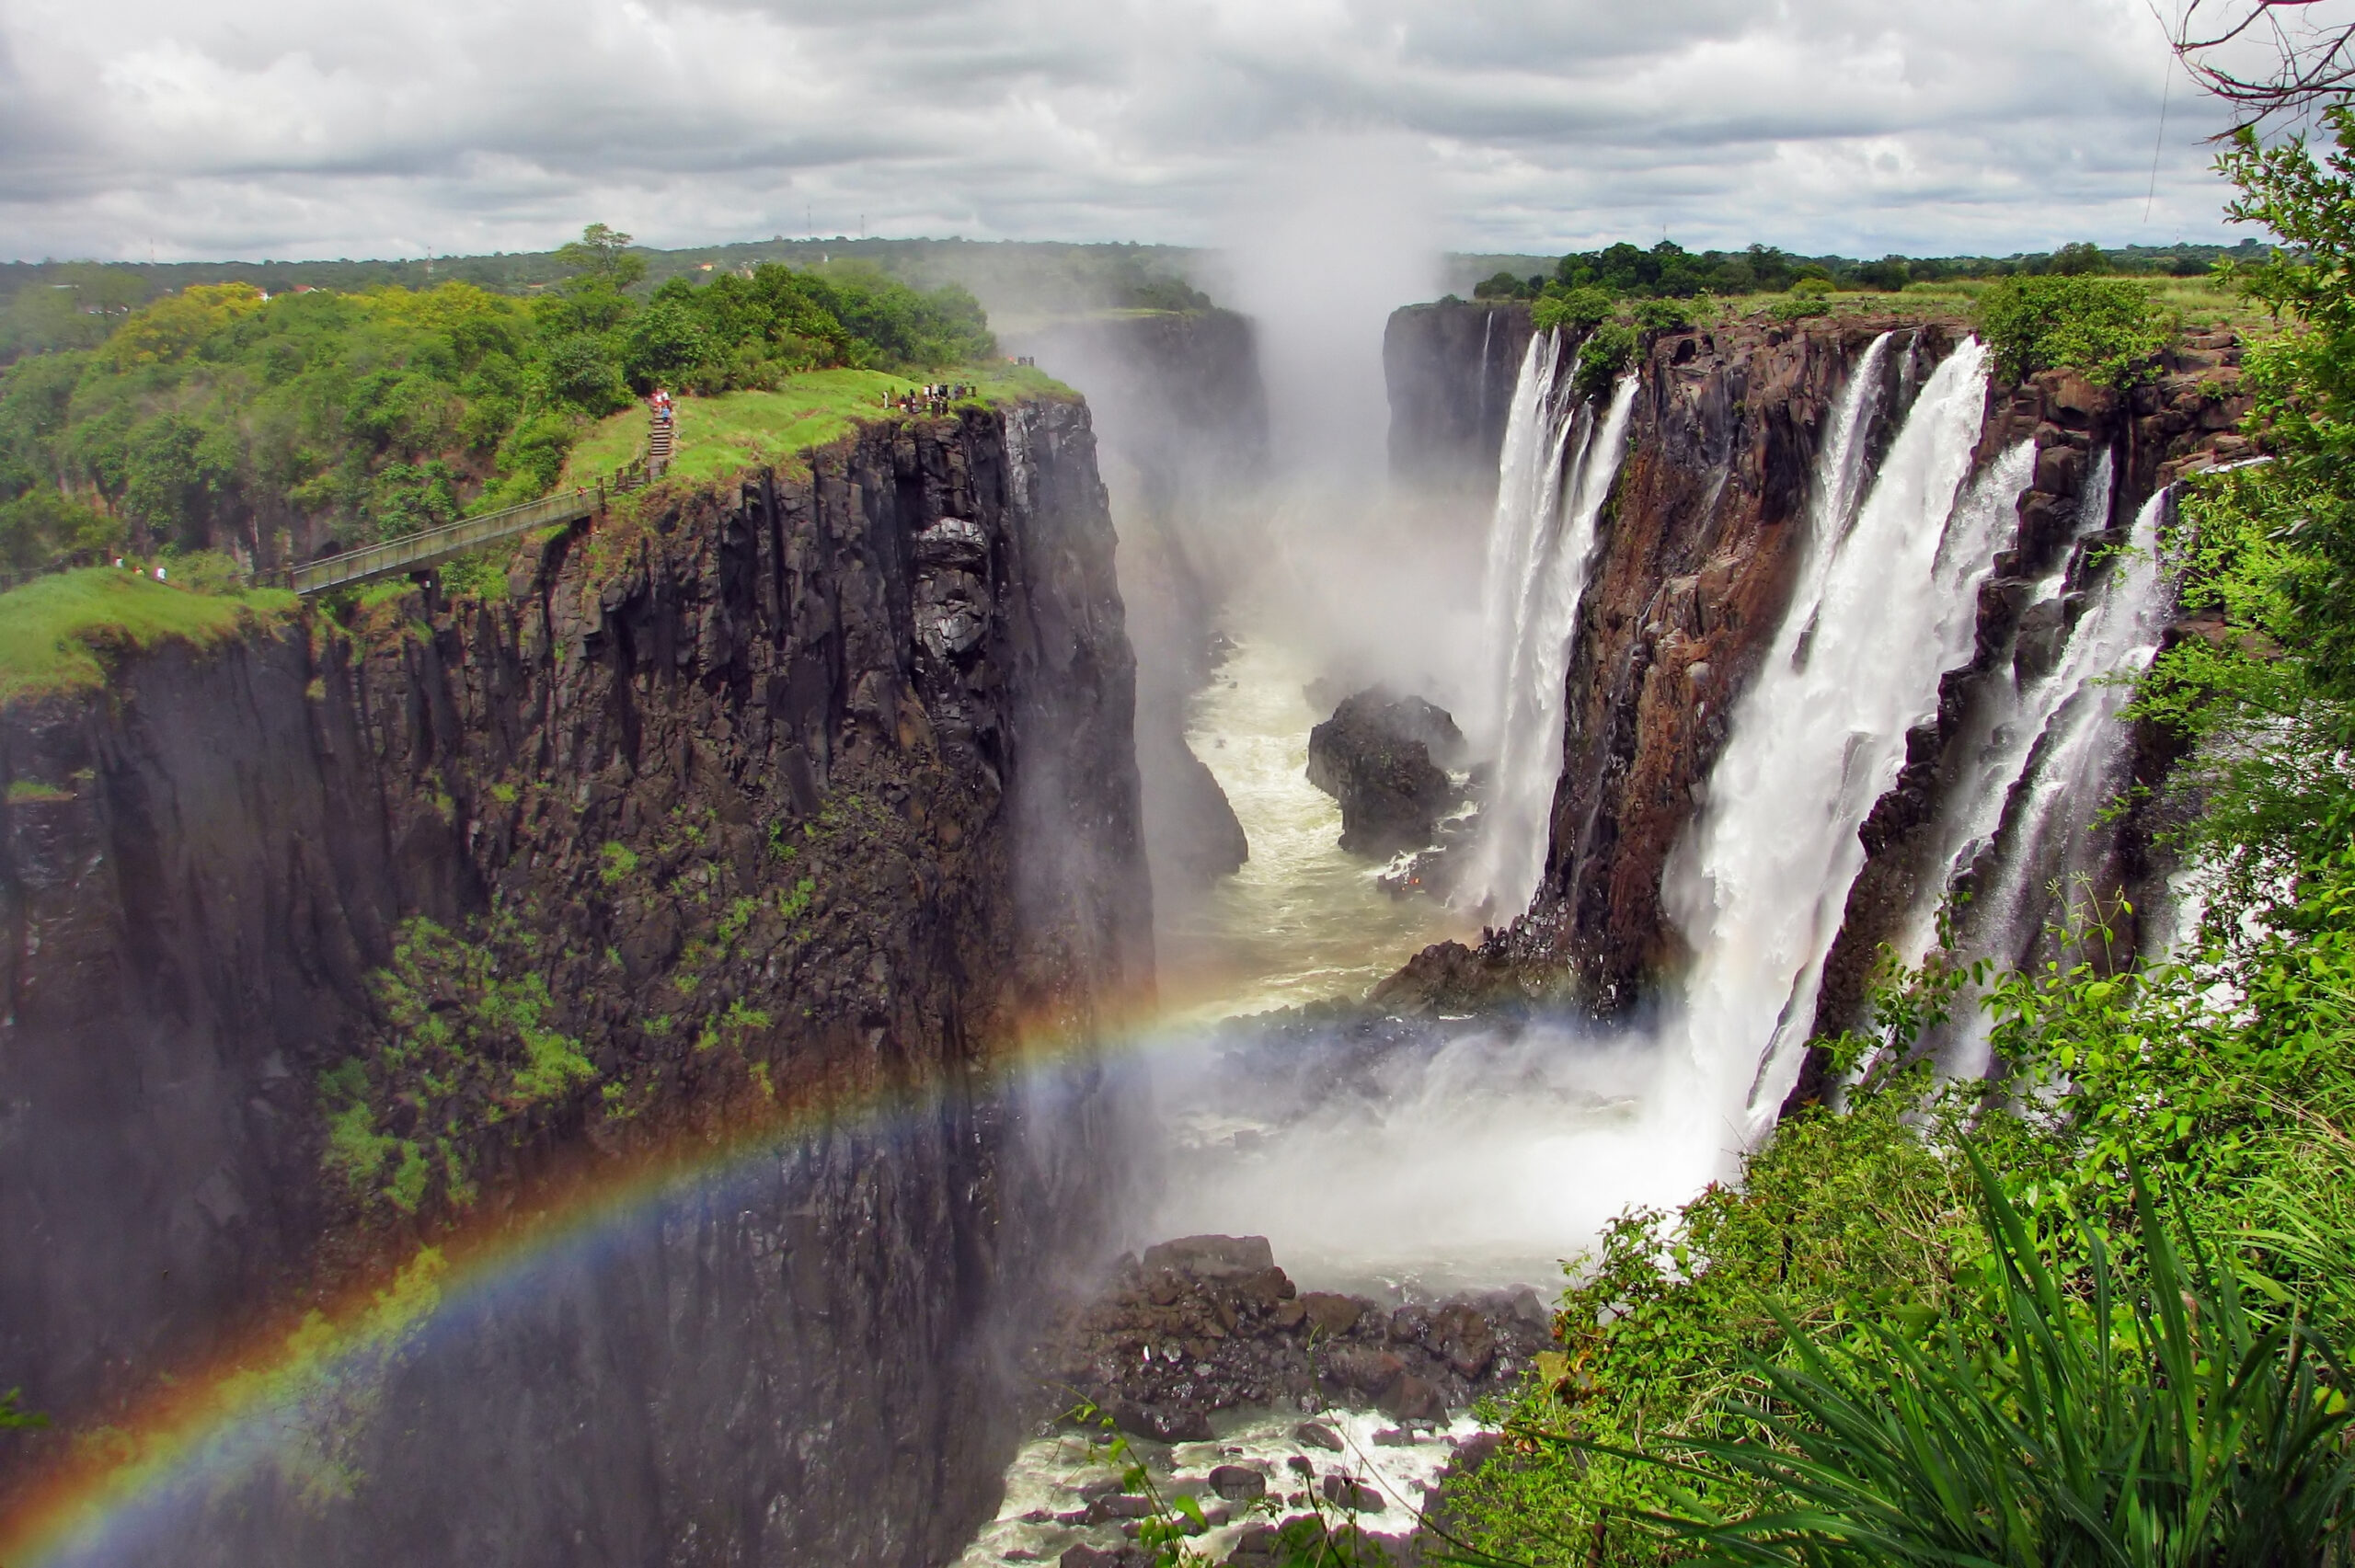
1384 300 1534 499
0 398 1150 1564
1009 310 1269 898
1382 312 2248 1029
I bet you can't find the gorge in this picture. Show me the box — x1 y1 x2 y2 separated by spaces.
0 280 2257 1567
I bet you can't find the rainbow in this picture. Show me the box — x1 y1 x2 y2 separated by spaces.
0 990 1179 1567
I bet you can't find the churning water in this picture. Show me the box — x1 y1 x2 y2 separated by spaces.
1154 632 1474 1022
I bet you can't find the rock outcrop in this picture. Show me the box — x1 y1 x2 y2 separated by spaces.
1011 309 1269 899
0 399 1150 1563
1306 691 1465 857
1033 1234 1550 1440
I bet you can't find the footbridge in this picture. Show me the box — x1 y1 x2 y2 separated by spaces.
285 447 662 597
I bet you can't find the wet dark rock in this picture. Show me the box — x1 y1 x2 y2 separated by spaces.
1307 689 1465 856
1062 1546 1150 1568
1031 1234 1552 1439
1430 1302 1498 1379
1210 1464 1269 1501
1327 1346 1407 1398
1381 1375 1449 1425
1114 1403 1215 1444
2013 594 2080 682
1089 1494 1162 1522
1322 1473 1388 1512
1145 1234 1278 1282
1137 715 1248 886
1302 1293 1366 1336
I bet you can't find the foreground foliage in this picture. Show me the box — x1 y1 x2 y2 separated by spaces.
1588 1157 2355 1567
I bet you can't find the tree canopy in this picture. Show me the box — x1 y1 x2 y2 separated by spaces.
0 225 997 575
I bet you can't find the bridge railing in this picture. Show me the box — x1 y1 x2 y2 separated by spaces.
286 452 657 596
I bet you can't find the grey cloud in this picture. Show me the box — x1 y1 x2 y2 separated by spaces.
0 0 2269 263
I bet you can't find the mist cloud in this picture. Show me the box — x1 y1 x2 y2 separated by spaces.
0 0 2255 262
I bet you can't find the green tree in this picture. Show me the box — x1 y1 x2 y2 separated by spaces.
2048 239 2109 275
554 223 647 293
1972 275 2171 386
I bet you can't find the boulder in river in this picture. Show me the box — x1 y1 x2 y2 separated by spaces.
1306 689 1467 856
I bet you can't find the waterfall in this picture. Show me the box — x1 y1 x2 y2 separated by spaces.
1930 482 2177 1078
1898 448 2111 965
1476 308 1495 441
1464 329 1638 916
1660 335 2016 1144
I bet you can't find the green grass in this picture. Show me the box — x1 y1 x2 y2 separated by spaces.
0 568 298 706
1699 274 2272 338
561 362 1075 489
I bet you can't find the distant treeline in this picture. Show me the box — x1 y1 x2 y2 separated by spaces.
0 237 1212 366
0 225 994 578
1465 238 2274 302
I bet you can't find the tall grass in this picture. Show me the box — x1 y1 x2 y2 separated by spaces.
1565 1151 2355 1568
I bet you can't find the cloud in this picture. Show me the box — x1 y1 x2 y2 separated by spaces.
0 0 2262 262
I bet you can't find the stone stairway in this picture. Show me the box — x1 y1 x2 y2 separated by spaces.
648 406 675 476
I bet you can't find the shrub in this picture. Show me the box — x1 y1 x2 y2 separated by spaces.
1632 297 1692 332
1598 1154 2355 1567
1790 276 1834 298
1974 275 2172 387
1574 320 1640 399
1534 285 1614 334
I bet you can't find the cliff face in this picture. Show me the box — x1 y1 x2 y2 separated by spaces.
1009 310 1267 898
1380 315 2247 1027
1384 301 1534 498
0 399 1150 1563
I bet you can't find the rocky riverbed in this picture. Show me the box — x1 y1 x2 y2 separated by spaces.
1037 1234 1551 1438
959 1232 1550 1567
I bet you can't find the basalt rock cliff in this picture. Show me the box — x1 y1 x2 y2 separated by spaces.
1384 301 1535 498
0 399 1150 1563
1380 315 2249 1026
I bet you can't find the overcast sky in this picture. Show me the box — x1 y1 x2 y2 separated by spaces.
0 0 2280 264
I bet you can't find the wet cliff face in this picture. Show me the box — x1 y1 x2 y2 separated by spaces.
1384 301 1534 498
0 399 1151 1563
1379 315 2248 1027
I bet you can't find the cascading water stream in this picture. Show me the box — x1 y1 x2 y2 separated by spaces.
1896 449 2113 966
1476 308 1494 440
1658 335 2023 1150
1463 331 1637 915
1929 483 2178 1078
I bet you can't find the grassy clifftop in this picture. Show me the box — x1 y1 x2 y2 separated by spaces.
561 362 1075 488
0 568 297 707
